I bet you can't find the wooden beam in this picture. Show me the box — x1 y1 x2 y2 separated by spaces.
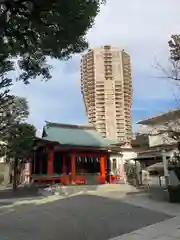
47 146 54 175
62 155 66 175
71 154 76 183
100 156 106 179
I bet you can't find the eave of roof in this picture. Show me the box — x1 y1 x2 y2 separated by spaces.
34 137 111 151
45 121 95 131
137 109 180 125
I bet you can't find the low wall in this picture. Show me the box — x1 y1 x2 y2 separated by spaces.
0 163 9 184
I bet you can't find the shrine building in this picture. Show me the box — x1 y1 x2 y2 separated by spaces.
31 122 119 185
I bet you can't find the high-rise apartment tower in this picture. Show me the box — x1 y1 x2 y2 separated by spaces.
80 46 132 144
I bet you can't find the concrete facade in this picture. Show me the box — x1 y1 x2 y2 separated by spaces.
109 148 137 182
122 149 137 162
80 46 132 144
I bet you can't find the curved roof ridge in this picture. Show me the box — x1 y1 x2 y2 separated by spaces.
45 121 95 130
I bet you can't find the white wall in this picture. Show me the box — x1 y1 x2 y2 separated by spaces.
122 150 137 163
139 119 180 148
149 133 176 147
109 150 137 182
110 154 122 168
110 151 137 167
109 153 125 181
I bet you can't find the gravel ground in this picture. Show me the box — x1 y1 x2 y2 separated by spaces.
0 194 172 240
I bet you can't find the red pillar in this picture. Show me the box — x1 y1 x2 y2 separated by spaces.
100 156 106 182
71 154 76 183
47 146 54 175
62 155 66 175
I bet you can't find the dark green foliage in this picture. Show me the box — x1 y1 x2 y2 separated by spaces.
168 185 180 202
0 96 29 137
4 122 36 189
0 0 105 83
0 96 30 159
0 96 35 190
0 0 106 138
5 122 36 160
0 144 6 157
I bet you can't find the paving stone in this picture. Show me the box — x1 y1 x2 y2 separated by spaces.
0 194 172 240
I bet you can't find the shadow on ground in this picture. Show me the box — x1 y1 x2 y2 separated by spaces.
0 185 41 206
126 189 147 195
0 193 172 240
148 186 169 202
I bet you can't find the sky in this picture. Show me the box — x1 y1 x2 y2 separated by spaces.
11 0 180 135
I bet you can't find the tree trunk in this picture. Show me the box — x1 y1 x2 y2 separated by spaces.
178 142 180 152
13 157 18 191
9 164 13 184
9 172 12 184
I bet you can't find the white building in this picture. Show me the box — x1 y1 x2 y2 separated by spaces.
109 146 138 182
136 109 180 162
137 109 180 146
80 46 132 144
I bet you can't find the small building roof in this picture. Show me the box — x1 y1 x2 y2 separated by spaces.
137 109 180 125
41 122 116 148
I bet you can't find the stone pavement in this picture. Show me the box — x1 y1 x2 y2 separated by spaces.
0 184 178 240
0 193 171 240
121 194 180 216
110 216 180 240
105 192 180 240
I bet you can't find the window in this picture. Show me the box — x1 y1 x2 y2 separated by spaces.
112 159 117 172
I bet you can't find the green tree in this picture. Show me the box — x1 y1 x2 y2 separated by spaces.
0 0 105 84
5 123 36 190
0 0 105 139
6 123 36 160
0 96 30 190
0 96 29 137
0 0 105 134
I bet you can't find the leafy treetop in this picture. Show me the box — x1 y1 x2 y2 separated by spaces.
4 122 36 160
0 0 106 83
0 96 29 137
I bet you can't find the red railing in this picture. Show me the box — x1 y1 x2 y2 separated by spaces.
110 175 120 184
74 175 86 184
60 176 70 185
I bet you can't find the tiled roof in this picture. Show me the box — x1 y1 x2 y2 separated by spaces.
42 122 116 148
